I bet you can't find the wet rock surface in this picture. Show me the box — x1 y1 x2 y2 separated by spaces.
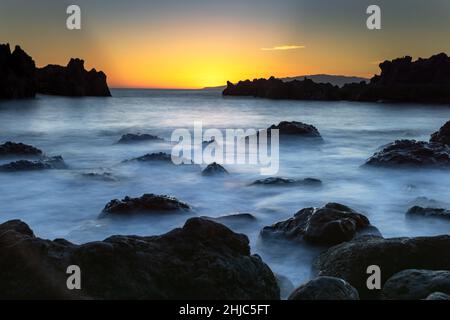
202 162 229 176
0 141 43 157
288 276 359 300
430 121 450 146
268 121 322 138
101 193 191 216
0 218 279 299
406 206 450 220
117 133 163 144
251 177 322 186
0 156 66 172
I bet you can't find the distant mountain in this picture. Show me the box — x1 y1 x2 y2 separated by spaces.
203 74 368 90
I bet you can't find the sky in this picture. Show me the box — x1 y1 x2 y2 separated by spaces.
1 0 450 89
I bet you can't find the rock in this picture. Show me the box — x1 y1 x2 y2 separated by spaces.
101 194 191 216
36 58 111 97
430 121 450 146
406 206 450 220
117 133 162 144
288 276 359 300
0 44 36 99
382 269 450 300
251 177 322 186
124 152 195 165
0 156 66 172
313 235 450 299
0 218 279 299
268 121 322 138
202 162 229 176
275 274 295 299
0 141 43 157
81 172 117 182
425 292 450 300
261 203 378 246
365 140 450 167
203 213 257 224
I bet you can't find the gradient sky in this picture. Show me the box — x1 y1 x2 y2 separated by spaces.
1 0 450 88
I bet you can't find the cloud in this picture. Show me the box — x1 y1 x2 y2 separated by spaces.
261 45 305 51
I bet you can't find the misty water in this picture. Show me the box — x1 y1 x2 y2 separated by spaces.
1 89 450 295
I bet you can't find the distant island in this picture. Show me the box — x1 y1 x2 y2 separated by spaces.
223 53 450 104
0 43 111 100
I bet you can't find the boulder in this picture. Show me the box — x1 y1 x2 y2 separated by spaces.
430 121 450 146
36 58 111 97
288 276 359 300
313 235 450 299
117 133 162 144
0 44 36 99
0 218 280 299
365 140 450 167
382 269 450 300
268 121 321 138
0 156 66 172
251 177 322 186
406 206 450 220
0 141 43 157
261 203 378 246
202 162 229 176
101 193 191 216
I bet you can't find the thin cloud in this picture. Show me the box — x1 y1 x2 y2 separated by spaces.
261 45 305 51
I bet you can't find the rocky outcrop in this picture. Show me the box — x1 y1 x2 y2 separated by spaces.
202 162 229 176
251 177 322 186
0 141 43 157
117 133 163 144
0 218 279 299
406 206 450 220
0 44 36 99
261 203 379 246
101 194 191 216
36 58 111 97
430 121 450 146
313 235 450 299
365 140 450 167
224 53 450 104
288 276 359 300
0 156 66 172
381 269 450 300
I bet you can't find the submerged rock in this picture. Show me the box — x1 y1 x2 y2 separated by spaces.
251 177 322 186
203 213 257 224
81 172 117 182
426 292 450 300
268 121 322 138
261 203 378 246
0 142 43 157
365 140 450 167
288 276 359 300
124 152 196 165
101 193 191 216
117 133 162 144
0 156 66 172
202 162 229 176
406 206 450 220
0 218 279 299
430 121 450 146
382 269 450 300
313 235 450 299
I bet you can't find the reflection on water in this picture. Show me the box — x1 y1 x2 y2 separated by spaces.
1 89 450 289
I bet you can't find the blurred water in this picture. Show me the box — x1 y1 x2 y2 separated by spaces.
1 89 450 291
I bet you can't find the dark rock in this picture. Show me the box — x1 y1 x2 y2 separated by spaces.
430 121 450 146
382 269 450 300
426 292 450 300
268 121 321 138
0 141 43 157
101 193 191 216
0 44 36 99
202 162 229 176
124 152 195 165
288 276 359 300
0 156 66 172
117 133 162 144
0 218 279 299
365 140 450 167
81 172 117 182
36 58 111 97
251 177 322 186
406 206 450 220
261 203 378 246
203 213 257 224
313 235 450 299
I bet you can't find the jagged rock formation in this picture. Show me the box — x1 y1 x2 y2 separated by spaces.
0 44 36 99
37 58 111 96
